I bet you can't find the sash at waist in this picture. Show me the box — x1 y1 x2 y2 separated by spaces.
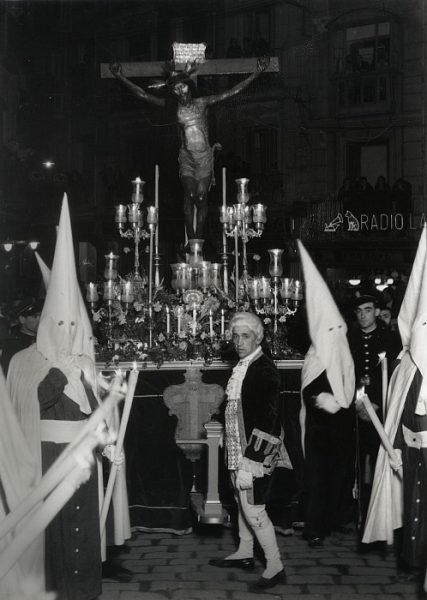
40 419 86 444
402 424 427 449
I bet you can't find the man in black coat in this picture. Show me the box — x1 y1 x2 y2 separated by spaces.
347 294 401 535
1 300 42 375
210 312 287 591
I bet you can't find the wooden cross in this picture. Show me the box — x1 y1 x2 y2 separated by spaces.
100 56 279 79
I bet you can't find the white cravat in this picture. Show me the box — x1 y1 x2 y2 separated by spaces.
225 346 262 399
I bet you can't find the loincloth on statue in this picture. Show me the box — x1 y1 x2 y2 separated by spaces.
178 145 214 182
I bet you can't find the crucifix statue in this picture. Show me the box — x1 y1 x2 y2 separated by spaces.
101 43 278 242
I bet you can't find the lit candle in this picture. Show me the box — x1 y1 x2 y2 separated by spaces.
177 306 182 334
132 361 138 372
146 206 158 226
86 282 99 303
128 203 139 223
121 281 134 304
166 305 170 334
115 205 127 223
192 304 197 336
103 280 115 301
209 309 214 338
132 177 143 203
221 309 225 336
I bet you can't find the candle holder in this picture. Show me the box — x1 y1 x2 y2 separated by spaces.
104 253 119 281
235 178 250 204
86 282 99 310
187 239 204 266
210 263 222 289
218 178 268 307
131 177 145 204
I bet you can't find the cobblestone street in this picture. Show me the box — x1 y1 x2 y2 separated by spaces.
100 525 425 600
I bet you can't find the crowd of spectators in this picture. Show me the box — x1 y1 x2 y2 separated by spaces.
337 175 412 219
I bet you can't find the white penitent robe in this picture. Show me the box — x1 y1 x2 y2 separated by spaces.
0 366 45 597
362 351 416 544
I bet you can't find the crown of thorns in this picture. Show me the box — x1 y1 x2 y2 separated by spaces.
148 61 198 90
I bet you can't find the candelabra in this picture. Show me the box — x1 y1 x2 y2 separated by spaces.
114 177 150 287
219 177 267 306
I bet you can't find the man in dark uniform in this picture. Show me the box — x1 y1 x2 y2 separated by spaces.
1 300 42 375
347 294 401 536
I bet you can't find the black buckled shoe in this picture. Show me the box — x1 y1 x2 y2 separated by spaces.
308 536 324 548
250 569 287 590
209 557 255 571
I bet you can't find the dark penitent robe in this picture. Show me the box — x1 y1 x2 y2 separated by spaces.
38 367 102 600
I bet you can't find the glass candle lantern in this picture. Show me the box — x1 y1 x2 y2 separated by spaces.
252 204 267 231
248 277 260 300
268 249 284 278
115 204 127 224
131 177 145 203
121 281 134 304
259 276 271 300
244 205 252 224
86 282 99 303
232 203 245 223
187 239 204 266
280 277 293 300
176 265 190 291
171 263 185 291
127 203 140 224
219 205 231 225
104 253 119 280
292 279 304 301
103 280 116 301
210 263 222 288
198 261 211 291
235 178 250 204
146 206 158 227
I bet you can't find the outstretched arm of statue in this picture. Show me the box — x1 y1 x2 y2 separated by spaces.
204 56 270 106
109 62 165 108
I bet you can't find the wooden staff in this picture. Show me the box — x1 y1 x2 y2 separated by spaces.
100 367 139 537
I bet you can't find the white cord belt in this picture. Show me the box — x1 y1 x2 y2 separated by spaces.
40 419 86 444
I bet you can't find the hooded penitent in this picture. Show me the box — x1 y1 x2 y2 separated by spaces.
298 240 355 410
33 246 131 553
363 226 427 544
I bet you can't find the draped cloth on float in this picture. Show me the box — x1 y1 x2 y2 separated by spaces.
125 370 194 534
0 367 45 598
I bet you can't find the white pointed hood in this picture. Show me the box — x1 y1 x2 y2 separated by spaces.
36 194 95 413
397 225 427 414
298 240 354 408
398 225 427 350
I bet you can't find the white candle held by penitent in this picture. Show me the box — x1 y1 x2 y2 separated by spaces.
221 309 225 335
